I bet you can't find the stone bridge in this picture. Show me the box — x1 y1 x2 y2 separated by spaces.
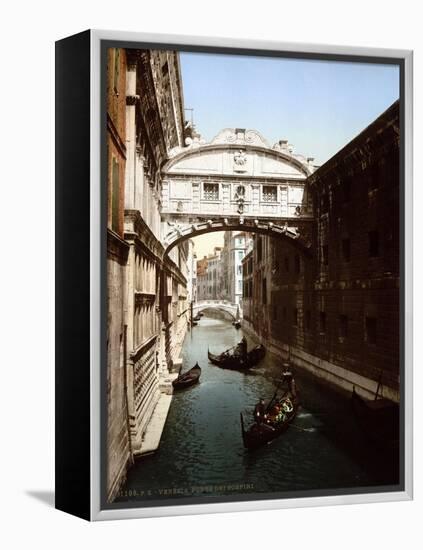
163 216 314 256
160 127 316 256
193 300 240 320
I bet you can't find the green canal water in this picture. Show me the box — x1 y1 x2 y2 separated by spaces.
116 316 399 505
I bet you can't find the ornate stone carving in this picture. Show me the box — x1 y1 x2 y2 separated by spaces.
210 128 270 148
234 184 246 213
234 150 247 166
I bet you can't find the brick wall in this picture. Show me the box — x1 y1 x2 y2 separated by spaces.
243 101 400 398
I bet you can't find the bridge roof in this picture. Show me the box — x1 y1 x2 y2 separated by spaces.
163 128 316 177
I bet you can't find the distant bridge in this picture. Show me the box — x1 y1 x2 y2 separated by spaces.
192 300 241 321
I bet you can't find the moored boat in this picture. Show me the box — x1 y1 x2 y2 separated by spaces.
351 386 399 447
172 363 201 390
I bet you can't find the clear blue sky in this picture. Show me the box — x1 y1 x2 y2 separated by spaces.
180 52 399 166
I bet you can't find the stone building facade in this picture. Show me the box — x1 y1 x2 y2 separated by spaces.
242 101 400 402
106 47 131 501
107 48 190 501
195 247 222 301
221 231 250 307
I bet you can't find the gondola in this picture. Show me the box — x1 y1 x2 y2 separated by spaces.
232 320 241 329
191 321 198 327
207 344 265 370
172 363 201 390
351 386 399 447
193 313 202 322
240 384 300 450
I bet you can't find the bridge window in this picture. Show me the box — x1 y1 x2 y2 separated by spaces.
262 185 277 202
203 182 219 201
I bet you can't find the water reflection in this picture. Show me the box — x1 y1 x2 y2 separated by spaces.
118 316 398 503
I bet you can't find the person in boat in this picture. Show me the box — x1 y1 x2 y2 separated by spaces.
235 336 248 359
282 362 297 397
254 398 266 424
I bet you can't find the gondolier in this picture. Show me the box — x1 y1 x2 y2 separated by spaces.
254 398 266 424
240 380 300 450
234 336 248 358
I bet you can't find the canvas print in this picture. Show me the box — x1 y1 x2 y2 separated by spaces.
105 45 401 507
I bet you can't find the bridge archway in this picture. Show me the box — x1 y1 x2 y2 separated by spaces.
193 300 239 321
163 217 313 257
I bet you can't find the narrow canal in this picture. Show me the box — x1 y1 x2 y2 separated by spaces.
119 316 398 504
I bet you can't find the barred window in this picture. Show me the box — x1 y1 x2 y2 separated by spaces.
365 316 377 344
368 231 379 257
262 185 277 202
262 278 267 305
339 314 348 338
203 183 219 200
322 244 329 266
342 238 351 262
319 311 326 334
305 310 311 330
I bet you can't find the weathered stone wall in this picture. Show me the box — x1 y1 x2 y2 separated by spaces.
106 48 189 502
107 234 130 500
106 48 131 501
107 48 127 237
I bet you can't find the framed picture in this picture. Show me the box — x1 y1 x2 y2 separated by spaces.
55 30 413 521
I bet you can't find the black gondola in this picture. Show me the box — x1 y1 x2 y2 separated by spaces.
351 386 399 447
172 363 201 390
232 320 241 329
240 383 300 450
208 343 265 370
193 314 202 322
